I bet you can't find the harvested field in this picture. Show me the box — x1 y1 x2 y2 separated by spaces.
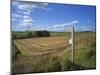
14 36 70 55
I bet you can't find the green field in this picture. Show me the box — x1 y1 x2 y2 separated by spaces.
12 32 96 74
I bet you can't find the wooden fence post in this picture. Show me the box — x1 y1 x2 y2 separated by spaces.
71 27 74 63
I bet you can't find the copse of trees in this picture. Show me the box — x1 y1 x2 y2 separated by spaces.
27 30 50 37
34 30 50 37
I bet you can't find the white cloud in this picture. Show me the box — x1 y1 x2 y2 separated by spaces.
19 15 35 27
12 13 23 22
12 0 50 16
50 20 79 28
12 1 80 31
12 0 53 31
16 15 49 31
71 20 79 24
23 10 31 15
45 20 79 31
12 13 22 18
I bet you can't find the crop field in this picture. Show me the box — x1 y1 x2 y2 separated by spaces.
12 32 96 74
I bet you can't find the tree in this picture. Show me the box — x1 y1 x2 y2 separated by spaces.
34 31 50 37
27 31 33 38
12 33 17 39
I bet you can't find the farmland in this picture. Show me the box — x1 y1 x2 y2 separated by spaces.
14 36 70 55
12 32 96 74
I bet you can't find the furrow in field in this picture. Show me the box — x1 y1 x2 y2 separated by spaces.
15 41 55 55
17 39 66 47
14 41 31 55
15 40 42 54
18 41 47 51
17 39 68 50
14 36 70 55
15 40 67 55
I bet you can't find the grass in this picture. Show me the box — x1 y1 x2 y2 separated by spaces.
12 32 96 74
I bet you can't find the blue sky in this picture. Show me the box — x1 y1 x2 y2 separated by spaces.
12 0 96 32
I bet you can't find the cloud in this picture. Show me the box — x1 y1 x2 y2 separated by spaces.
23 16 35 24
47 20 79 29
12 0 51 16
12 0 50 31
23 10 31 15
44 20 79 31
15 15 47 31
12 13 22 18
54 20 79 27
12 13 23 22
71 20 79 24
18 15 35 27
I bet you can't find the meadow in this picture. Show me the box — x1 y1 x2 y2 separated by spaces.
12 31 96 74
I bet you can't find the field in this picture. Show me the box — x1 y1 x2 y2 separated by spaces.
14 36 70 55
12 32 96 74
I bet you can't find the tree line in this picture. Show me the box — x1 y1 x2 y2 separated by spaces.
12 30 50 39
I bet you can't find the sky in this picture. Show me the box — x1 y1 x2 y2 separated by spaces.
12 0 96 32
